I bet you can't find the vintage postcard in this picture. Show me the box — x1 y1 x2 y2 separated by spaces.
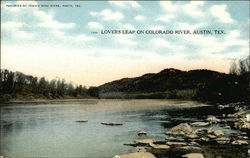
0 1 249 158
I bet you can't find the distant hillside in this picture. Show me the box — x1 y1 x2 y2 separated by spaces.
1 62 249 104
98 68 224 93
98 68 249 103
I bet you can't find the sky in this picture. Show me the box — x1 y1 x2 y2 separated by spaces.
1 1 249 86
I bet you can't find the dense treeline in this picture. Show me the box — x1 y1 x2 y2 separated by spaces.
1 56 249 104
200 55 250 103
0 70 98 102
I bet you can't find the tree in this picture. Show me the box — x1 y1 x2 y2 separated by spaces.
49 79 57 97
15 72 26 93
38 77 48 95
56 79 66 96
0 69 91 100
67 83 74 96
228 55 250 102
6 71 15 93
229 60 238 75
229 55 250 75
87 87 99 98
238 56 250 75
31 77 38 93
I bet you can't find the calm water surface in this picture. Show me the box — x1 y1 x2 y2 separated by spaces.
0 99 221 158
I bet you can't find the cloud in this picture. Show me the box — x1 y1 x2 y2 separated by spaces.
177 22 204 30
2 0 248 83
75 34 96 42
16 31 34 39
2 1 77 42
149 38 185 54
159 1 177 12
182 1 205 17
158 1 206 20
117 38 137 46
108 1 141 9
113 34 137 46
157 1 205 23
87 22 103 29
52 29 95 43
122 24 135 30
134 15 146 22
180 29 248 56
148 25 165 30
1 21 27 29
183 35 221 53
2 44 167 86
2 21 34 39
225 30 240 40
89 12 98 16
34 10 75 29
223 30 248 47
90 9 124 21
52 30 66 38
210 4 233 23
150 38 172 48
39 20 75 29
157 1 235 28
156 14 175 23
4 1 76 30
110 24 137 46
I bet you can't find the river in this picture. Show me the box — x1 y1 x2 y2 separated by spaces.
0 99 247 158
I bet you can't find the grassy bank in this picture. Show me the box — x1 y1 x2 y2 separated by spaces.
0 93 95 103
99 89 198 100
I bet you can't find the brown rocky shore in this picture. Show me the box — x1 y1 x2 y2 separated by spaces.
114 102 250 158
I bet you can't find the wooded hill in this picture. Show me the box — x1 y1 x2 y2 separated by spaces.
98 68 249 104
1 56 249 104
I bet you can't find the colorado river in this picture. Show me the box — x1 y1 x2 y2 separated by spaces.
0 99 243 158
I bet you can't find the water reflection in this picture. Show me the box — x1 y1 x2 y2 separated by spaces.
0 100 246 158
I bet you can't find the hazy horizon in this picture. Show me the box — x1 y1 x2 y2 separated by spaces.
1 1 249 86
0 65 234 87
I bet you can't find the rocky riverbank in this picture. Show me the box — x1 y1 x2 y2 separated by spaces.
114 102 250 158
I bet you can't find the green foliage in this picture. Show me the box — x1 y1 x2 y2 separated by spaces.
0 69 93 101
87 87 99 98
98 66 249 103
135 92 166 99
1 55 249 104
98 68 223 93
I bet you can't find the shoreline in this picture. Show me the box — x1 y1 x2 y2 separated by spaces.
115 102 250 158
7 98 97 103
1 97 207 104
0 93 97 104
